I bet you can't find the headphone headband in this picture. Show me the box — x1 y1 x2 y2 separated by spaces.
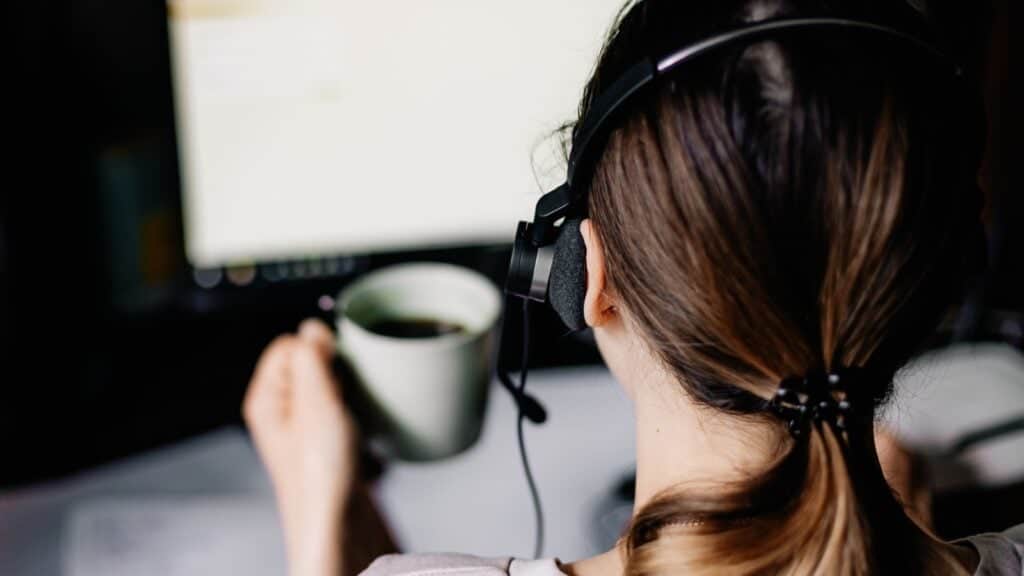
528 17 961 247
511 15 967 317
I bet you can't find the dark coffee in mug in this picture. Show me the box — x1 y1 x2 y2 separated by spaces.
363 317 467 339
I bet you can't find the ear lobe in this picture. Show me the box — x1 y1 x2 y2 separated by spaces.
581 219 615 327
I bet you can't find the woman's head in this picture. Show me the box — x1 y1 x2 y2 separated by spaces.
571 0 983 573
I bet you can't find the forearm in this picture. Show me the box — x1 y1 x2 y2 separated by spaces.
288 484 398 576
289 499 345 576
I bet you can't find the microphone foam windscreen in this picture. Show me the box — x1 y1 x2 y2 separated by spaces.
548 218 588 331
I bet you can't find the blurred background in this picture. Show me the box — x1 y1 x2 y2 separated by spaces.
1 0 1017 574
4 0 629 487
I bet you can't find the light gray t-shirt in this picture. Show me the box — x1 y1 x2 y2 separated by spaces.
361 524 1024 576
963 524 1024 576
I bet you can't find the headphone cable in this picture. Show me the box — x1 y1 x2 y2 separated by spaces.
515 298 544 559
497 297 545 559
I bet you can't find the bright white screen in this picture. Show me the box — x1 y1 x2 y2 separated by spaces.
168 0 626 268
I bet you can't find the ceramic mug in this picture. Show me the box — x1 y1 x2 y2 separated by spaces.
335 263 502 460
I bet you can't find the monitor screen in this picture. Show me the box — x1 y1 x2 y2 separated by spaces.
167 0 625 269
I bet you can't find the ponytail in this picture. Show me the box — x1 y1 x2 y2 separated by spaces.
624 413 968 575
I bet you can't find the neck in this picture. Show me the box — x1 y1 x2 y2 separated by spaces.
631 366 786 511
590 320 789 510
564 365 785 576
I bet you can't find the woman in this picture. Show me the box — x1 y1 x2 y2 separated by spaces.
243 0 1023 574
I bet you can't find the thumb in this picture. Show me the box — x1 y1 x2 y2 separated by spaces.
298 318 336 359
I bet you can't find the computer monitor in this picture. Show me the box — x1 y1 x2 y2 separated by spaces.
167 0 626 274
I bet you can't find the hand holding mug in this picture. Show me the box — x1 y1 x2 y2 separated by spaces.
243 319 358 575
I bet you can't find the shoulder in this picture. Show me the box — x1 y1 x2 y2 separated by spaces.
962 524 1024 575
360 554 511 576
360 554 565 576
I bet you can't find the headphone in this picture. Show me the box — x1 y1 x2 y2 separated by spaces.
497 17 971 559
504 17 966 332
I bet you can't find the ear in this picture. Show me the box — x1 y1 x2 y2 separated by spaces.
580 219 617 327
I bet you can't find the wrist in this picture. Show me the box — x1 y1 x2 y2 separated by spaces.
290 507 345 576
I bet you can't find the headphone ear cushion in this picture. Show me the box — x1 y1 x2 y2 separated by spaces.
548 218 588 331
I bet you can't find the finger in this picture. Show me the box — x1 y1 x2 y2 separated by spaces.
298 317 336 359
243 335 297 425
290 340 344 413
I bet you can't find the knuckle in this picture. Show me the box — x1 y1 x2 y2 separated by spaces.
292 340 321 363
241 396 255 422
267 335 298 357
241 392 261 424
253 336 297 375
245 335 300 422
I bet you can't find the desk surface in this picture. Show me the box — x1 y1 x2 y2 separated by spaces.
0 366 635 576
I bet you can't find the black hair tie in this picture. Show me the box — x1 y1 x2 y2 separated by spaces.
768 367 875 438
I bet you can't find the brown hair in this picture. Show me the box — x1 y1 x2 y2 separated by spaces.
572 0 983 574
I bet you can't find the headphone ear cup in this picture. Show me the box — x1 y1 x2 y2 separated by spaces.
548 218 588 331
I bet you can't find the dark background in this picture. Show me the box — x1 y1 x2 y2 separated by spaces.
2 0 1014 492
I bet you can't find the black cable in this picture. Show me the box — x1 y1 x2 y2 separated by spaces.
496 297 546 559
514 298 545 559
